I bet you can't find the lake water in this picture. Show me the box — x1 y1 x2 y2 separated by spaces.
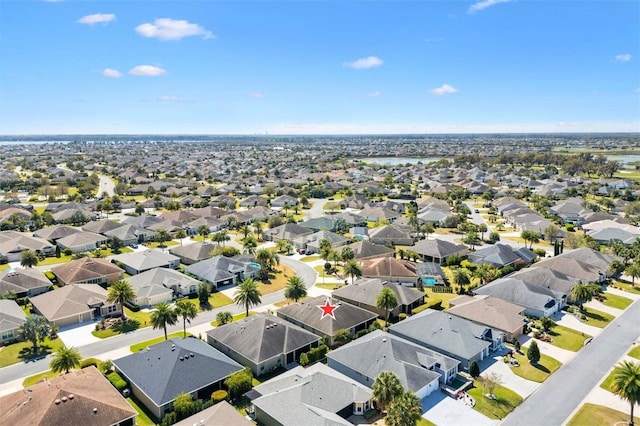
361 154 640 167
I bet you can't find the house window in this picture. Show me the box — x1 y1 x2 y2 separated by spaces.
1 331 13 340
107 305 117 313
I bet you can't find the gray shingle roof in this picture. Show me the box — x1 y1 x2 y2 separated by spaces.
0 299 26 334
0 268 51 296
468 243 521 267
347 240 395 259
333 278 424 308
114 338 243 408
474 277 562 311
112 250 179 273
185 256 258 285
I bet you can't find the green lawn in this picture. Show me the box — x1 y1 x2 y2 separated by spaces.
179 292 233 312
124 307 152 326
130 332 192 352
144 240 179 248
612 280 640 295
23 369 59 388
0 263 10 271
417 418 436 426
629 345 640 360
424 287 458 309
315 282 345 290
92 319 142 338
126 396 157 426
510 348 562 382
599 369 615 391
547 325 591 352
467 381 523 420
300 255 322 262
38 255 73 266
601 292 633 310
582 307 615 328
567 403 640 426
211 311 255 326
0 337 64 368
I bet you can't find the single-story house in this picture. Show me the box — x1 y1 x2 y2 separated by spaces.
359 257 419 286
81 219 125 235
468 243 536 268
262 223 313 243
113 338 244 420
30 284 120 327
389 308 500 371
416 262 447 286
207 313 321 377
55 231 107 254
327 330 460 398
333 278 424 318
246 363 373 425
368 225 413 246
0 231 55 262
358 206 401 223
169 242 216 265
412 238 468 265
0 299 27 343
0 366 137 426
276 296 378 347
126 268 200 307
474 277 565 318
103 224 152 246
297 230 350 254
346 239 395 260
32 225 81 242
185 256 259 289
0 267 51 298
447 295 526 342
111 250 180 275
51 257 125 286
270 194 298 209
173 400 253 426
299 216 337 232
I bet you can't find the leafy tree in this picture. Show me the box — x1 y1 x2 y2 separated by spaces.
216 311 233 325
609 259 626 276
135 204 145 216
107 280 136 321
341 246 355 262
327 249 342 270
376 287 398 327
610 360 640 426
150 302 178 340
224 368 252 400
233 278 262 317
284 275 307 302
482 372 502 397
197 224 210 241
469 360 480 378
489 231 500 243
372 371 404 413
527 340 541 364
175 300 198 338
334 329 351 346
50 346 81 374
540 316 556 332
108 236 124 253
20 249 39 268
173 393 198 419
299 352 309 366
319 239 332 260
386 391 422 426
544 224 561 243
20 314 52 351
343 259 362 284
197 283 210 305
155 229 171 247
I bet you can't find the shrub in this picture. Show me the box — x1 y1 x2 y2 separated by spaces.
469 360 480 378
211 390 228 403
44 271 56 282
398 313 408 321
107 372 128 392
63 248 73 256
224 368 252 400
124 301 141 312
299 352 310 366
565 223 575 232
460 260 476 271
80 358 100 369
533 248 546 257
355 329 369 339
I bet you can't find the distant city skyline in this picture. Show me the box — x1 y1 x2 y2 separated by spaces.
1 0 639 135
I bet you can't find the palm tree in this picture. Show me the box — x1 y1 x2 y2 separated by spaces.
233 278 262 317
453 268 471 290
342 259 362 284
253 221 264 241
571 282 596 310
155 229 171 247
242 235 258 255
328 250 342 270
150 302 178 340
386 391 422 426
106 280 136 321
376 287 398 327
256 247 279 272
610 360 640 426
174 300 198 338
197 224 210 241
20 314 52 351
625 262 640 287
474 263 493 286
284 275 307 302
20 249 39 268
240 224 251 239
50 346 81 374
372 371 404 414
341 246 355 262
175 229 187 246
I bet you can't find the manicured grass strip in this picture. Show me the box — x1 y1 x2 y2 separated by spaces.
23 369 58 388
582 307 615 328
424 287 458 309
612 280 640 295
130 332 192 353
179 292 233 312
92 319 142 338
126 396 157 426
210 312 255 326
0 263 10 271
629 345 640 360
315 282 345 290
547 325 591 352
300 255 322 262
467 381 523 420
566 403 640 426
0 337 64 368
601 292 633 310
417 418 437 426
510 347 562 382
123 307 152 327
599 369 615 391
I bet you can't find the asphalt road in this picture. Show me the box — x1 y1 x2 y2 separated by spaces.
501 297 640 426
0 255 316 385
97 174 116 198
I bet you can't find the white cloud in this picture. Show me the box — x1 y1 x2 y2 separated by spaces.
101 68 122 78
158 96 186 102
343 56 384 70
430 84 458 95
249 92 265 98
135 18 215 40
615 54 632 62
468 0 511 14
129 65 166 76
77 13 116 25
367 91 381 97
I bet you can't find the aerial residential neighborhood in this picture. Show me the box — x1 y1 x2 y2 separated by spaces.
0 135 639 426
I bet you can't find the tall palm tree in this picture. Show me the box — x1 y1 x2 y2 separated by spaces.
453 268 471 290
625 262 640 287
253 221 264 241
386 391 422 426
174 300 198 338
284 275 307 302
342 259 362 284
242 236 258 255
150 302 178 340
571 282 596 310
256 248 279 272
233 278 262 317
20 249 39 268
175 229 187 246
107 280 136 321
474 263 493 286
341 246 355 262
50 346 82 374
372 371 404 414
376 287 398 327
610 360 640 426
328 250 342 270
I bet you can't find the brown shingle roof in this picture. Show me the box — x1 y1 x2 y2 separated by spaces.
51 257 123 284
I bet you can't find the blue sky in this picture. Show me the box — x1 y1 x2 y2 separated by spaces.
1 0 639 134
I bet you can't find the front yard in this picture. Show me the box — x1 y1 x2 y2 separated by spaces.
546 325 591 352
580 307 615 328
628 345 640 360
467 381 523 420
0 337 64 368
130 332 192 352
510 347 562 382
567 403 640 426
601 292 633 310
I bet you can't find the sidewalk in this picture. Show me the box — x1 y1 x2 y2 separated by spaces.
521 335 576 364
554 311 603 337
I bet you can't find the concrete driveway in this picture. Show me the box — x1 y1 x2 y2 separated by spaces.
57 322 102 348
421 391 499 426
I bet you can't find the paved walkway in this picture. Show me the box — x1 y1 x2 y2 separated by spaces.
585 299 624 317
554 310 603 337
421 391 499 426
57 322 102 347
480 352 539 398
521 334 576 365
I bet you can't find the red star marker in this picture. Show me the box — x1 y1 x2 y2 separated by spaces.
318 298 339 320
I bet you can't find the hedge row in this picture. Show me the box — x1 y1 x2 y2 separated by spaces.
107 372 128 392
411 298 443 315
